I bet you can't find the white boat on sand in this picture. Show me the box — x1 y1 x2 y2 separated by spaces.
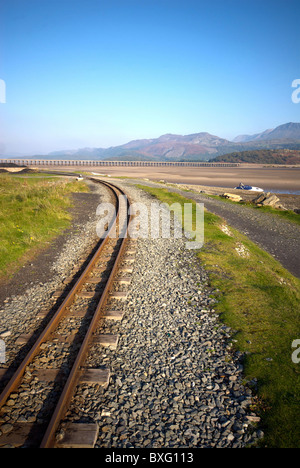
234 182 264 192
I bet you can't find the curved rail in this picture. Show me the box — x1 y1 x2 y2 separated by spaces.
40 179 131 448
0 179 133 448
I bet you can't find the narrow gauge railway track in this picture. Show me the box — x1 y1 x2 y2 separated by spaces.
0 179 136 448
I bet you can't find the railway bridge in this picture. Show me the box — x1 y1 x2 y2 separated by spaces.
0 159 239 168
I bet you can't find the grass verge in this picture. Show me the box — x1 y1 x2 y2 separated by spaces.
136 184 300 448
0 174 89 278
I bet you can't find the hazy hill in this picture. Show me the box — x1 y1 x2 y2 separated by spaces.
233 123 300 143
46 132 237 161
233 129 274 143
112 132 233 160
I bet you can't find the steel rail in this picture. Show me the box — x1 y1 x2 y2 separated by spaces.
40 179 131 448
0 180 120 414
40 179 131 447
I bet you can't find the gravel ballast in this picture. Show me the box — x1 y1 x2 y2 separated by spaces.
0 179 262 448
66 181 262 448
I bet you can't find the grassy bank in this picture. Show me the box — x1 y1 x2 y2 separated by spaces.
0 174 88 278
136 184 300 448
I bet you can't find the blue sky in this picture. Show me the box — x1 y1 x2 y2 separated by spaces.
0 0 300 155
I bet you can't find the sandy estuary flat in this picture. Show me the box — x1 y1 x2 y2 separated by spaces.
50 164 300 194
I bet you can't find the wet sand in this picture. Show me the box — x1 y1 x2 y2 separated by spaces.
65 164 300 194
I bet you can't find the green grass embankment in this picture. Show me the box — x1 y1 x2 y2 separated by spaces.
0 174 88 278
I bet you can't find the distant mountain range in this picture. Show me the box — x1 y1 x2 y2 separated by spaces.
46 132 235 161
6 122 300 162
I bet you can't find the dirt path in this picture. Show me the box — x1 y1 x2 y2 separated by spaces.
126 179 300 279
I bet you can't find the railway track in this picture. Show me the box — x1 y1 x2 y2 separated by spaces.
0 179 136 448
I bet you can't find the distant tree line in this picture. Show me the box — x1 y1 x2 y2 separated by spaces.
211 149 300 164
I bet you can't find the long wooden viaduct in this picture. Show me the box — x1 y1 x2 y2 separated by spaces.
0 159 239 168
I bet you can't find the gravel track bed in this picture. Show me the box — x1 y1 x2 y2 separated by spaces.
63 181 262 448
0 179 262 448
